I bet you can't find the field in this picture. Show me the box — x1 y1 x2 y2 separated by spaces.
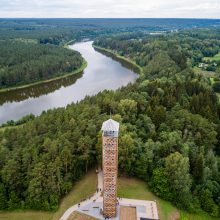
193 67 216 85
0 170 97 220
118 177 179 220
179 211 219 220
193 67 216 77
117 177 217 220
204 53 220 61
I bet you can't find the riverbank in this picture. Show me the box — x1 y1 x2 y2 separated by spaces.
63 39 76 49
0 59 87 94
0 41 138 124
93 44 143 74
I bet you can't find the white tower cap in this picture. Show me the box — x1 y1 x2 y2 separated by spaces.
101 119 119 132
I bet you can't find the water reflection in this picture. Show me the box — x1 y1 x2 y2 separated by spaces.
0 72 83 105
94 47 141 74
0 41 138 124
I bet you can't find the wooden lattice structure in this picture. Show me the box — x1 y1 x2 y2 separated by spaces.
101 119 119 218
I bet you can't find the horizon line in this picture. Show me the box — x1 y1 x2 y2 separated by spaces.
0 17 220 20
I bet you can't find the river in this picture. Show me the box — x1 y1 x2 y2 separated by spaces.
0 41 138 125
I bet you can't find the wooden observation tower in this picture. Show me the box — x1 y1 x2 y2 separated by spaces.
101 118 119 218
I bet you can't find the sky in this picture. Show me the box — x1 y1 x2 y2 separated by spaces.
0 0 220 18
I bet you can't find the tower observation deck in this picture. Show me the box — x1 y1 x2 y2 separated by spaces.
101 119 119 218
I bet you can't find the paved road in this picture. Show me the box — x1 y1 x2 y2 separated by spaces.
60 171 103 220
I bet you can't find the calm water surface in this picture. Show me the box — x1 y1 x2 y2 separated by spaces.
0 41 138 124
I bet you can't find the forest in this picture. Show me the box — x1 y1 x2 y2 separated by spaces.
0 21 219 218
1 18 220 88
0 40 83 88
95 29 220 92
1 18 220 45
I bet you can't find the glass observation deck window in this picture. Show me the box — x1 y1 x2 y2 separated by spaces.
103 131 118 137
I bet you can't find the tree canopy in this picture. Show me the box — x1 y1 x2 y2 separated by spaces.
0 27 219 217
0 40 83 88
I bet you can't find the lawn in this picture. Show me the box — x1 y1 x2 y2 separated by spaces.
0 211 53 220
204 53 220 61
52 170 97 220
117 177 217 220
118 177 178 220
179 210 218 220
0 170 97 220
0 173 217 220
193 67 216 78
193 67 216 86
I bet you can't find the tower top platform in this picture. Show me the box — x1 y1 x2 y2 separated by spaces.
101 119 119 132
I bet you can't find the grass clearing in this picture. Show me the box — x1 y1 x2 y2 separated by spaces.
0 173 217 220
179 210 218 220
204 53 220 61
52 170 97 220
193 67 216 86
0 210 53 220
118 177 178 220
13 38 38 44
118 177 217 220
193 67 216 78
210 77 215 85
0 170 97 220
